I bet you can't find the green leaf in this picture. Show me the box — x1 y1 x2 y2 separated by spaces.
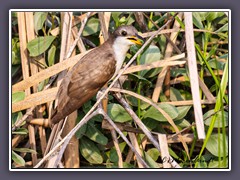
12 112 23 125
12 151 25 166
170 87 184 101
147 148 160 161
175 119 191 128
215 23 228 33
142 118 159 130
107 103 132 123
144 151 160 168
175 106 192 120
34 12 48 34
83 18 100 36
13 148 37 154
75 115 87 139
112 12 122 25
192 12 204 29
27 36 56 57
12 128 28 135
206 12 225 21
206 134 228 157
47 45 56 66
128 73 152 86
109 142 126 163
195 156 208 168
208 158 228 168
85 123 108 145
208 59 225 70
171 68 187 77
143 103 178 122
12 38 21 65
204 110 228 127
140 45 162 77
79 137 103 164
12 91 25 103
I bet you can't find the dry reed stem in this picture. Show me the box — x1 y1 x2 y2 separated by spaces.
128 132 145 168
46 12 74 168
158 134 171 168
17 12 38 166
110 130 123 168
62 31 79 168
141 28 218 38
184 12 205 139
50 12 97 36
12 52 89 93
151 13 190 159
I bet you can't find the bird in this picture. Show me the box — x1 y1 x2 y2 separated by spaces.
50 25 143 125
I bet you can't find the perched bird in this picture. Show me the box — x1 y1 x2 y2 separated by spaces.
50 25 143 125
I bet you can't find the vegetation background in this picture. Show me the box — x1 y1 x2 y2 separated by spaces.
11 11 229 169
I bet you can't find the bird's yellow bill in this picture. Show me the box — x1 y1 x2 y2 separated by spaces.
127 35 144 45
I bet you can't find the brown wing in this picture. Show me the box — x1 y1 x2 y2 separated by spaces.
51 48 116 124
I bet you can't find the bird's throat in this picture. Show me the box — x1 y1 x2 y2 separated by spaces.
112 38 131 77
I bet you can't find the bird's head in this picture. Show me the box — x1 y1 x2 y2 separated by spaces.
113 25 144 47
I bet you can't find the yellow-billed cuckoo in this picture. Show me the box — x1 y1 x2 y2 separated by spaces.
50 25 143 125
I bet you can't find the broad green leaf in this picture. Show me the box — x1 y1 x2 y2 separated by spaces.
128 73 152 86
144 151 160 168
208 159 228 168
140 45 162 77
75 115 87 139
171 68 187 77
48 45 56 66
143 103 178 122
142 118 159 130
83 18 100 36
12 112 23 125
34 12 48 34
79 137 103 164
215 23 228 33
107 161 134 168
112 12 122 25
170 87 184 101
208 59 225 70
192 12 204 29
195 156 208 168
175 119 191 128
85 123 108 145
27 36 56 57
204 110 228 127
107 103 132 123
12 151 25 166
147 148 160 161
206 12 225 21
12 38 21 65
13 148 37 154
206 134 228 157
109 142 126 163
175 106 192 120
12 91 25 103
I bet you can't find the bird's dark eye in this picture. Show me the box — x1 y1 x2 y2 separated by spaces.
121 30 127 36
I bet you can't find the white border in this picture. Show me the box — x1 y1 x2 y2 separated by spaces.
9 9 231 171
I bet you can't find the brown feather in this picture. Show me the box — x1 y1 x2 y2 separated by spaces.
50 25 142 125
51 38 116 124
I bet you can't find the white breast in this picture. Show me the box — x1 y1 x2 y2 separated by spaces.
112 36 132 77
